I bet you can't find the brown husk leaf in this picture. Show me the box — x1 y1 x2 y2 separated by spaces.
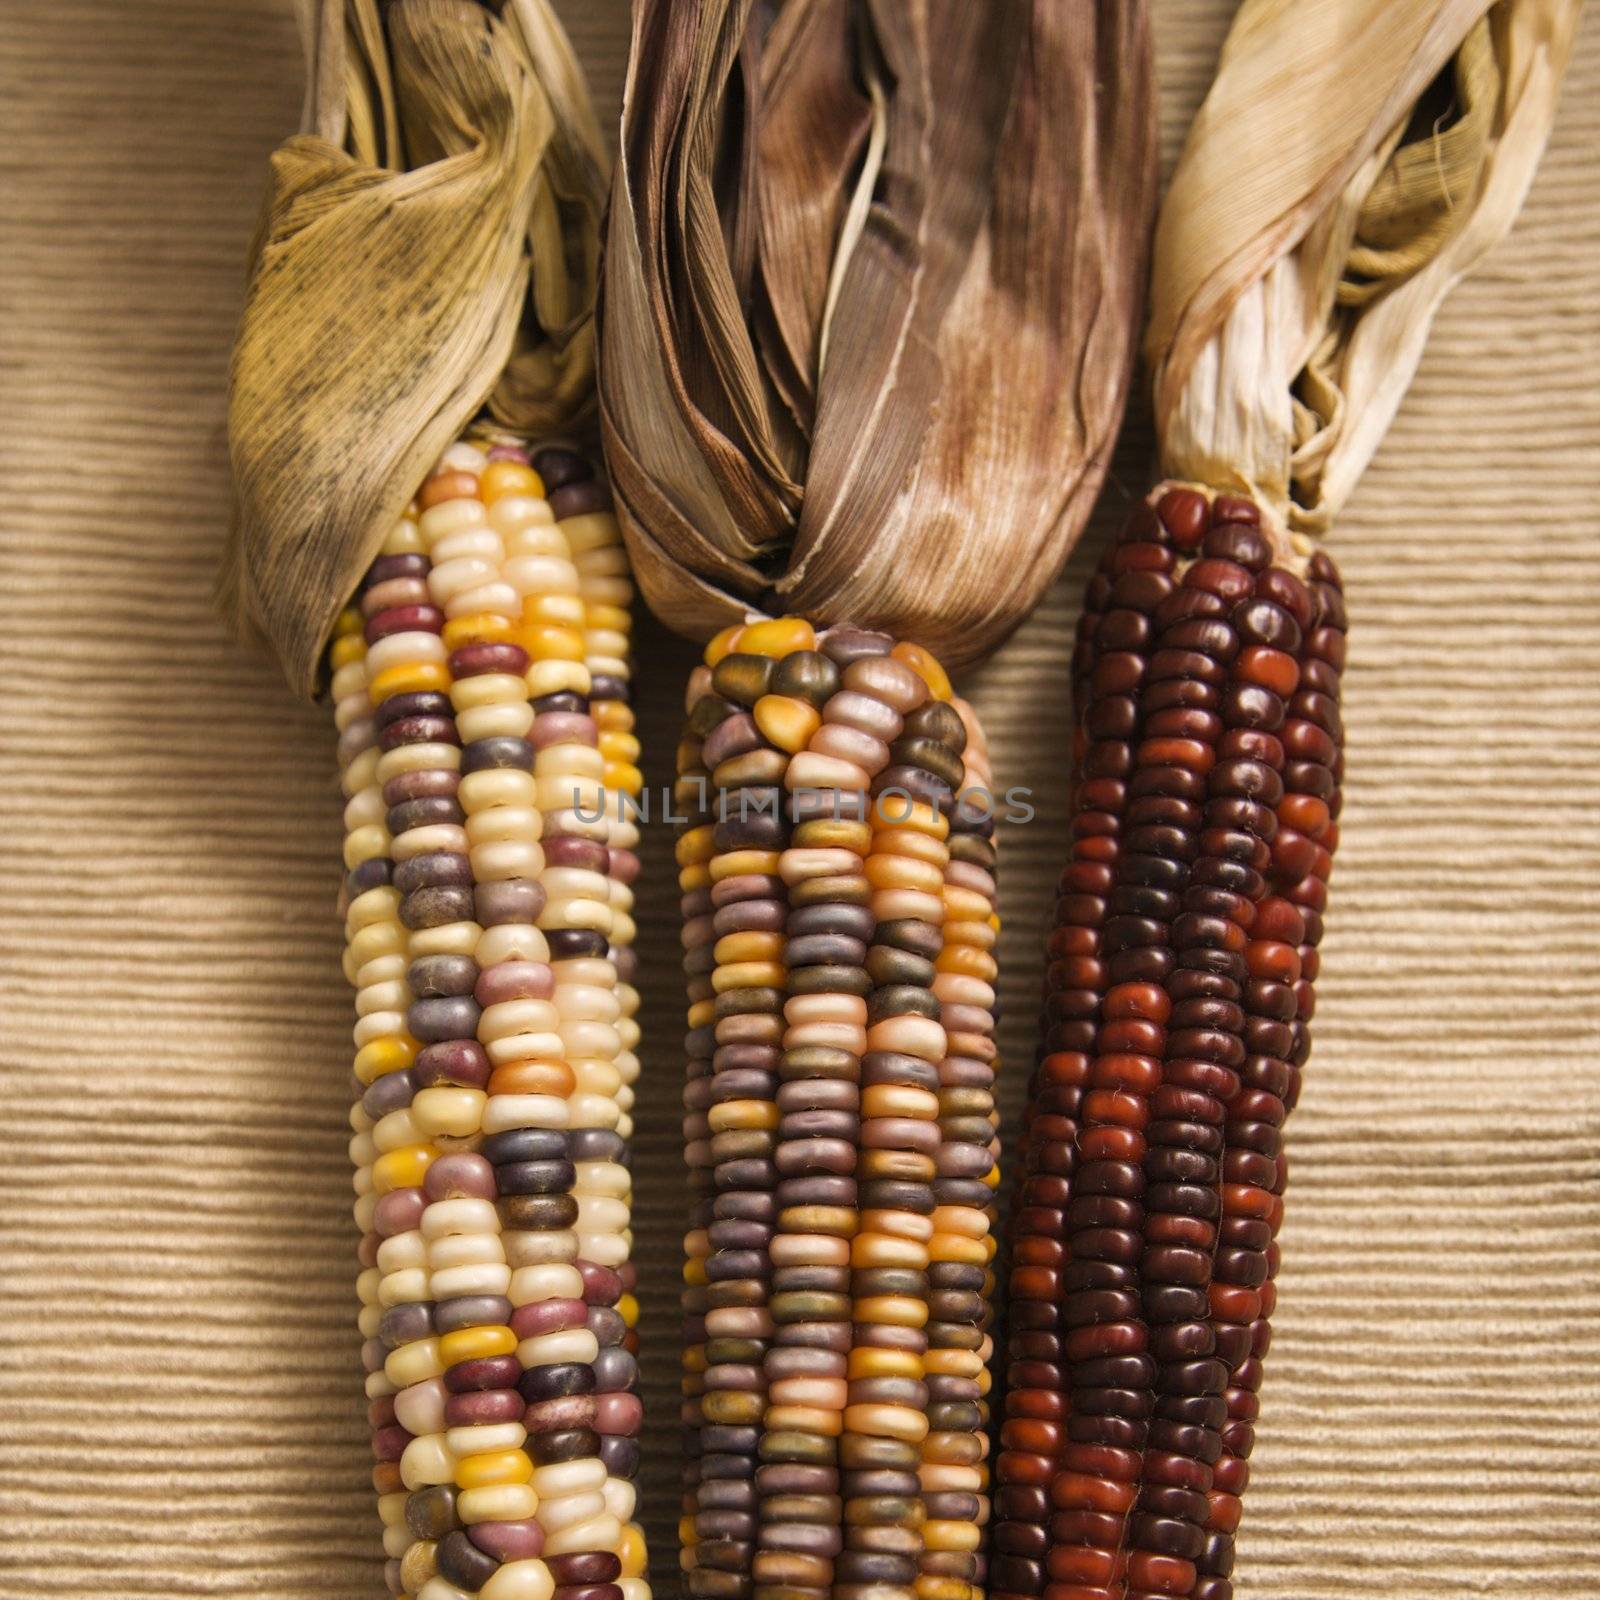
223 0 608 697
599 0 1158 670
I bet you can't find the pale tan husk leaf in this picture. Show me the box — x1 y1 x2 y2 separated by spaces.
223 0 608 697
1147 0 1582 546
599 0 1159 669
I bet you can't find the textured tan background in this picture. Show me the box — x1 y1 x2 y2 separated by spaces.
2 3 1596 1597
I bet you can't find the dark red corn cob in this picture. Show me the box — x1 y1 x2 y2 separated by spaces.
991 486 1346 1600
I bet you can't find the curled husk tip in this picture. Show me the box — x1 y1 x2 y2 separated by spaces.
224 0 608 697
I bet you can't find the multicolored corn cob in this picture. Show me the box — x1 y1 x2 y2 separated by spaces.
674 621 1003 1600
333 438 650 1600
990 486 1345 1600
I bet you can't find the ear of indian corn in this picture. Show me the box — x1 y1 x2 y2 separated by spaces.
673 622 1003 1600
334 439 650 1600
990 487 1344 1600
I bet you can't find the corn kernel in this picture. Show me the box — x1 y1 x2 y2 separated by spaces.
441 612 514 650
480 461 545 503
437 1325 517 1366
454 1448 533 1489
739 616 815 657
891 639 953 700
369 661 450 703
354 1036 417 1084
704 623 744 665
372 1145 435 1193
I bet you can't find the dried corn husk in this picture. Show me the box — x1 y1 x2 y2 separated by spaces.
224 0 608 696
599 0 1158 670
1148 0 1581 544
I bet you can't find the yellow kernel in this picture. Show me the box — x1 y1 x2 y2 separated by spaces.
753 693 822 754
937 944 997 978
865 854 945 894
675 825 716 867
932 1205 989 1239
739 617 816 658
861 1084 939 1121
767 1404 843 1436
585 600 632 628
708 848 782 881
333 605 365 638
516 624 586 662
707 1100 779 1133
369 662 450 704
872 796 949 837
792 818 873 853
944 918 997 951
686 999 716 1030
712 961 786 992
617 1292 639 1329
520 595 585 628
455 1448 533 1489
355 1036 417 1085
599 731 641 763
593 702 634 731
438 1325 517 1366
923 1521 981 1553
892 640 953 701
944 885 992 921
853 1295 928 1329
779 1204 856 1239
442 613 515 650
852 1232 928 1270
329 632 366 670
372 1145 435 1194
872 828 947 865
619 1523 647 1578
915 1578 971 1600
604 762 643 797
924 1347 983 1378
678 864 711 895
929 1232 988 1266
480 462 546 504
847 1347 921 1380
704 624 745 666
714 931 784 964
